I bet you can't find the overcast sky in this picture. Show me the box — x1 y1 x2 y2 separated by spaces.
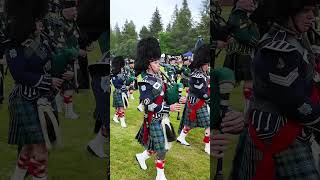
110 0 203 32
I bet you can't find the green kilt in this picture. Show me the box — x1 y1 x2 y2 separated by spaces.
182 102 210 129
8 96 43 145
112 90 124 108
136 117 166 153
223 53 252 83
229 130 320 180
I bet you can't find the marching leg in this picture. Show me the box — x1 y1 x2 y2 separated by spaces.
87 128 107 158
203 128 210 155
135 150 152 170
113 109 119 123
11 153 29 180
118 110 127 128
29 145 48 180
176 126 190 146
54 93 63 113
155 159 167 180
64 95 79 120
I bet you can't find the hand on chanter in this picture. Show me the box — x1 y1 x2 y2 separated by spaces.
221 110 244 134
179 96 187 104
212 133 229 158
0 57 5 65
52 78 64 90
62 7 77 20
79 49 87 58
216 40 229 49
170 103 181 112
62 71 75 80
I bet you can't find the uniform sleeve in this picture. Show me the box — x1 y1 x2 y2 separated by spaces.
6 47 52 91
228 10 258 46
111 75 123 89
253 50 320 128
139 83 170 114
189 76 209 100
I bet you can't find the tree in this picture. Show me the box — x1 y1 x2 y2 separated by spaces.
139 26 151 39
169 0 197 54
196 0 210 42
122 20 138 41
158 31 174 54
112 20 138 58
111 23 123 55
170 4 179 31
166 23 172 32
149 7 163 38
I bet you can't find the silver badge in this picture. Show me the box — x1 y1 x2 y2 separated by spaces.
276 58 285 69
297 103 312 115
9 49 17 58
153 82 161 89
143 98 150 105
141 85 146 91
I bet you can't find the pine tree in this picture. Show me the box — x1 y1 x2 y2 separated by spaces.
196 0 210 42
166 23 172 32
169 0 197 54
139 26 151 39
149 7 163 38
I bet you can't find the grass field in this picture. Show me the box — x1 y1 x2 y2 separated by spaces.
0 42 107 180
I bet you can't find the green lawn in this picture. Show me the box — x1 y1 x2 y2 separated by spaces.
0 42 106 179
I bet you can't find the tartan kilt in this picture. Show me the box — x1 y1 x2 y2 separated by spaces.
182 102 210 129
135 117 166 153
229 130 320 180
61 79 76 91
223 53 252 83
8 95 59 146
112 90 124 108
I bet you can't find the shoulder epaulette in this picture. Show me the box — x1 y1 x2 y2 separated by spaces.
21 39 34 48
262 40 297 52
191 70 204 79
140 75 156 86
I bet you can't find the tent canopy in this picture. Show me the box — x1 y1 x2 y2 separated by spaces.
183 51 193 57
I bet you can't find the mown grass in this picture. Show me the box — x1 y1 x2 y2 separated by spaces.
0 42 107 180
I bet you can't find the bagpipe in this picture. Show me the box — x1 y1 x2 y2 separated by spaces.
210 0 233 42
159 70 183 105
210 0 235 59
41 31 78 78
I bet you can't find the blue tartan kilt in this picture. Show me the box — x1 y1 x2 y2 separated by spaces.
112 90 124 108
136 118 166 153
182 102 210 129
229 129 320 180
